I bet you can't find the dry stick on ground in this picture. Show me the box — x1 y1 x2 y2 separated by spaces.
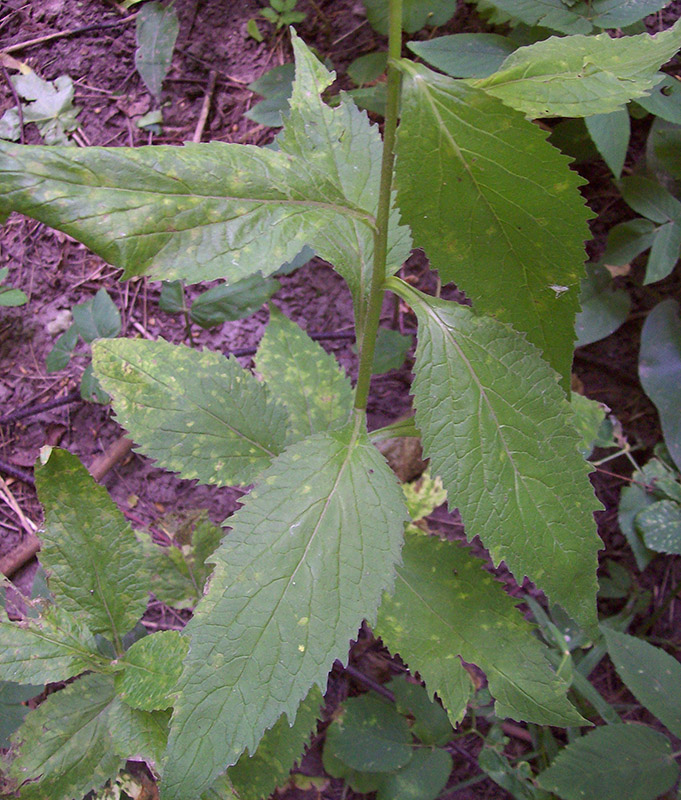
0 434 134 577
192 70 217 143
1 13 137 55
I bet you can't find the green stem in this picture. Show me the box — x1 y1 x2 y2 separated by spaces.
353 0 402 413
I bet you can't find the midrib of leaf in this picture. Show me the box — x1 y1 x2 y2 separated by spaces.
392 568 558 716
216 414 364 693
2 619 98 665
110 355 278 460
409 71 555 355
408 287 571 551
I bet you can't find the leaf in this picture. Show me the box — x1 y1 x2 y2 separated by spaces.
377 532 586 726
639 300 681 472
137 513 223 609
388 675 452 746
361 327 413 374
0 604 101 684
72 288 122 342
361 0 456 34
9 673 123 800
92 337 289 487
636 74 681 125
394 62 591 386
407 34 516 79
162 422 407 799
585 109 630 178
570 393 608 457
0 36 410 292
115 630 188 711
618 458 670 571
601 218 656 268
0 681 41 748
35 449 149 643
190 273 280 328
575 263 631 348
537 724 679 800
470 0 673 35
348 52 388 86
325 692 413 772
402 470 447 523
0 285 27 306
45 324 78 372
637 499 681 555
228 685 323 800
388 280 601 632
159 280 186 314
8 71 81 145
376 748 453 800
245 63 295 127
135 1 179 100
621 175 681 224
255 305 353 444
603 627 681 739
108 699 171 770
475 22 681 118
645 220 681 284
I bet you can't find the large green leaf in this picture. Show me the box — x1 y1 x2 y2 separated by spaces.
377 532 585 726
108 698 171 771
394 61 591 386
407 34 516 79
475 22 681 118
92 337 289 487
9 674 123 799
255 305 353 444
537 724 678 800
388 280 601 631
0 604 101 685
469 0 672 33
0 35 410 295
162 421 407 799
228 685 323 800
639 300 681 472
35 448 149 644
603 627 681 739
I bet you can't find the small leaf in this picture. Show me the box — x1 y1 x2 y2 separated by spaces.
357 327 412 374
255 305 353 443
621 175 681 224
325 692 413 772
377 532 586 726
35 449 149 643
639 300 681 472
45 324 78 372
361 0 455 34
347 52 388 86
376 748 453 800
72 288 121 342
570 392 608 458
0 604 101 685
162 422 407 799
115 630 188 711
190 273 280 328
636 499 681 555
108 699 171 770
645 220 681 284
585 109 630 178
246 63 295 127
0 681 42 748
388 675 452 746
228 685 323 800
246 18 264 42
466 0 592 34
603 627 681 739
135 1 179 100
475 21 681 118
636 74 681 125
92 337 289 487
389 280 601 632
159 280 186 314
407 34 516 79
537 724 678 800
9 673 122 800
575 263 630 348
0 285 27 306
395 62 592 385
9 71 81 145
602 218 656 268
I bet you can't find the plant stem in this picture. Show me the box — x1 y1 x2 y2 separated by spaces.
353 0 402 413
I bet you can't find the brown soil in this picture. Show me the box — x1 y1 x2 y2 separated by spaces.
1 1 681 799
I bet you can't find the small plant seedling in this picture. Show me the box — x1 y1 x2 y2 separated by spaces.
1 3 681 797
260 0 306 31
45 288 121 403
0 267 27 307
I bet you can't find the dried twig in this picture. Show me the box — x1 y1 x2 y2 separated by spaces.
1 13 137 55
192 69 217 143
